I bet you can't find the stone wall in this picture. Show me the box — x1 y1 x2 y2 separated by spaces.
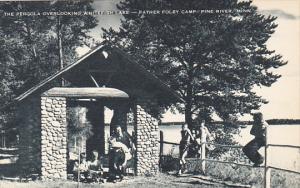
40 97 67 180
135 100 159 175
17 96 41 175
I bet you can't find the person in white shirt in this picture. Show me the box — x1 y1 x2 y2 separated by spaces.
195 120 214 157
87 150 103 182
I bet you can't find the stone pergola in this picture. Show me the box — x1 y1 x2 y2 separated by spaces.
11 45 181 180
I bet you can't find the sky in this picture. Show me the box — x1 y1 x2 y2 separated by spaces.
77 0 300 122
252 0 300 120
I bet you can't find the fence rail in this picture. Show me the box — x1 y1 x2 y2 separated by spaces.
207 142 244 149
267 144 300 149
159 125 300 188
204 158 262 168
269 165 300 175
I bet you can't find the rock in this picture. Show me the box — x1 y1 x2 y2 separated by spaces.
45 103 52 108
41 156 48 161
51 121 60 127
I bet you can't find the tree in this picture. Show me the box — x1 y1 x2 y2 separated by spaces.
0 1 97 91
49 0 98 85
103 0 287 129
67 106 93 145
0 29 25 127
0 1 98 128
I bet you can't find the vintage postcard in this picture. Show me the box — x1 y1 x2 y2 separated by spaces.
0 0 299 187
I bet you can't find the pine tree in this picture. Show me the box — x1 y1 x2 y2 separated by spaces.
103 0 287 128
0 1 97 90
0 0 98 127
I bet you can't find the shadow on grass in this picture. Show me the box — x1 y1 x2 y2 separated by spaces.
174 180 204 184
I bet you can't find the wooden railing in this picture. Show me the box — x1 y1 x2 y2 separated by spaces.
159 126 300 188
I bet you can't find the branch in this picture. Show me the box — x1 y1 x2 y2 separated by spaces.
170 48 189 72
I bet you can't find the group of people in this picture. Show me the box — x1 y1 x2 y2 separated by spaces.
72 125 135 183
178 112 268 175
72 150 103 183
72 112 267 180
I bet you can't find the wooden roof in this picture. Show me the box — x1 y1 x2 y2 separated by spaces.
12 44 182 104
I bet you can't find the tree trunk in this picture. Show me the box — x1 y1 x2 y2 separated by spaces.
185 83 193 129
24 21 39 78
57 16 64 86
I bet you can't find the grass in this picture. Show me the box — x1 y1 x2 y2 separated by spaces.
0 165 299 188
160 154 300 188
0 154 299 188
203 160 300 188
0 173 222 188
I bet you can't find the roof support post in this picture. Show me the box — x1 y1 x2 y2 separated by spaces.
89 74 100 88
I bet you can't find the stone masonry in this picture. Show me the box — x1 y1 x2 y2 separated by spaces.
135 101 159 175
40 97 67 180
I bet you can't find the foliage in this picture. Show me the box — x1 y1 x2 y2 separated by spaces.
0 1 98 128
102 0 287 129
67 107 93 139
206 123 240 158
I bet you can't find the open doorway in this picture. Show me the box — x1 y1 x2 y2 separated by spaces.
66 99 136 178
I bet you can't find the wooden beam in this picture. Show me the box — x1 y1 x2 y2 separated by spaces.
42 87 129 99
89 74 100 88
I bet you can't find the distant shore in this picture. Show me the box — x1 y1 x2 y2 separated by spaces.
158 119 300 126
104 119 300 126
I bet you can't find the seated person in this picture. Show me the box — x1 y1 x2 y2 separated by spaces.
108 137 132 182
73 153 89 182
87 150 104 182
113 125 136 154
242 112 268 167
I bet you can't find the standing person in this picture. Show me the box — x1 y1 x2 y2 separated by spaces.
178 123 194 175
242 112 268 167
195 120 214 158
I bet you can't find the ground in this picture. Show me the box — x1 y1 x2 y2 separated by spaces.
1 158 299 187
0 173 248 188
